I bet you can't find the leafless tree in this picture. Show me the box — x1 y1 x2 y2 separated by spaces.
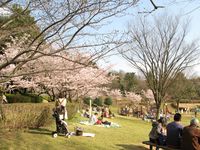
138 0 200 14
120 15 200 119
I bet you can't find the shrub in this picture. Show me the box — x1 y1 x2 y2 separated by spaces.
23 93 43 103
0 102 79 130
171 102 177 108
104 97 113 106
40 94 51 102
93 97 103 106
6 93 31 103
83 97 92 106
35 107 52 128
66 103 78 120
0 103 54 129
5 93 43 103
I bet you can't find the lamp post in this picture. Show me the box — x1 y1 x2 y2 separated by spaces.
165 103 168 117
89 99 92 117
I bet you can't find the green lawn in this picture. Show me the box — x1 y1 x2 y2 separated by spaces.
0 113 151 150
0 112 197 150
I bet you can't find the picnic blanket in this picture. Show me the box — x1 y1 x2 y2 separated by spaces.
70 132 95 137
79 121 120 128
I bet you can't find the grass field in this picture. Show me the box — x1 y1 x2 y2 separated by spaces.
0 110 198 150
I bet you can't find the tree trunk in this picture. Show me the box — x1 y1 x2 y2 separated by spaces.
176 99 180 112
156 103 161 120
67 92 72 103
0 90 5 121
51 89 56 101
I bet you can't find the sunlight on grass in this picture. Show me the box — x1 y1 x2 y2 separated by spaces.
0 112 198 150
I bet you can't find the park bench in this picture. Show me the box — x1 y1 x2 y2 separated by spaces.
142 141 180 150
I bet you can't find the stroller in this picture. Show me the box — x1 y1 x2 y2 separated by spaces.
52 106 70 138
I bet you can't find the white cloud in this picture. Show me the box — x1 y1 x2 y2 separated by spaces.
0 7 12 16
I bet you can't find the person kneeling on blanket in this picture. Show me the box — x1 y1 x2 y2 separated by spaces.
90 113 111 125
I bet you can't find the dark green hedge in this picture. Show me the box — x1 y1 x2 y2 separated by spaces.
6 93 43 103
83 97 92 105
104 97 113 106
93 97 103 106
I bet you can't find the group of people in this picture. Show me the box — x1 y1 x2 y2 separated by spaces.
90 112 111 125
120 106 134 116
149 113 200 150
83 106 114 119
82 106 113 126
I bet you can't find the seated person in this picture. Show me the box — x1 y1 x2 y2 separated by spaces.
181 118 200 150
166 113 183 149
105 107 110 118
109 109 115 118
99 114 111 125
90 113 111 125
89 113 98 124
83 109 90 118
149 118 166 150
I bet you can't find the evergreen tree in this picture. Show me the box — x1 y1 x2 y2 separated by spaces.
0 4 41 50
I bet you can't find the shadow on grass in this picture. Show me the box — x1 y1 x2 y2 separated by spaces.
28 128 53 136
116 144 148 150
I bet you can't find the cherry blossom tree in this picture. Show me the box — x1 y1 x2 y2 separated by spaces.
0 1 139 104
0 1 138 77
108 89 142 103
142 89 154 104
125 91 142 103
3 46 112 102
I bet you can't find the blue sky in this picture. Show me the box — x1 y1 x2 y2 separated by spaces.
98 0 200 76
1 1 199 76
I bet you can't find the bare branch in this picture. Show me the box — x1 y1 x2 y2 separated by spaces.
120 15 200 119
138 0 164 14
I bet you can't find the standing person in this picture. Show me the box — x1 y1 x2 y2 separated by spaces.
2 94 7 103
166 113 183 149
181 118 200 150
55 94 68 120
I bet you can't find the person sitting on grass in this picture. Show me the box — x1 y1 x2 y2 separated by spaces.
83 109 90 118
90 113 111 125
99 114 111 125
90 113 99 125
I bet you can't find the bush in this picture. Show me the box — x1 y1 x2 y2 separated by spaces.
66 103 79 120
0 103 54 129
104 97 113 106
93 97 103 106
171 102 177 109
0 102 79 130
83 97 92 106
24 93 43 103
35 107 52 128
6 93 31 103
5 93 43 103
40 94 51 102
